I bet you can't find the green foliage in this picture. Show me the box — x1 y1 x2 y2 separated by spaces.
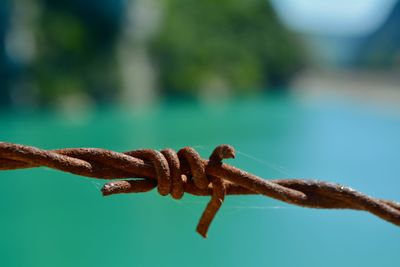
32 1 121 105
150 0 303 95
26 0 303 106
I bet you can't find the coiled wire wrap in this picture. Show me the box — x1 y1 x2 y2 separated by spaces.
106 145 234 237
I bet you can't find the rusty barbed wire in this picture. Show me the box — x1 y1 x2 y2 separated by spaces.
0 142 399 237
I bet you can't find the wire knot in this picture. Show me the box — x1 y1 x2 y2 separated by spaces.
103 144 235 237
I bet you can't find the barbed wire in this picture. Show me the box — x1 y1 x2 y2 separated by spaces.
0 142 399 237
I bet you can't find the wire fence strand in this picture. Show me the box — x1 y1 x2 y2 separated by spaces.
1 142 399 237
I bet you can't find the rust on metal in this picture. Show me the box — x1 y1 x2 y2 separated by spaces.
0 142 399 237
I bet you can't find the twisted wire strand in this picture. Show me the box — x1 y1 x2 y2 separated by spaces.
0 142 399 237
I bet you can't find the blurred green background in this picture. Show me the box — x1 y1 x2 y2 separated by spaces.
0 0 399 266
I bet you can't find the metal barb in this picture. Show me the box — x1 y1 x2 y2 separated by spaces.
0 142 399 237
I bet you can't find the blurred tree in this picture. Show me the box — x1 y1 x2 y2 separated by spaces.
150 0 304 97
33 0 124 105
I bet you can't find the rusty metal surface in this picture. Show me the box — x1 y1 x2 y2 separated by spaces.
1 142 399 237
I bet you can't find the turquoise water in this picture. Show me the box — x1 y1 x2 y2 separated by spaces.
0 96 399 266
